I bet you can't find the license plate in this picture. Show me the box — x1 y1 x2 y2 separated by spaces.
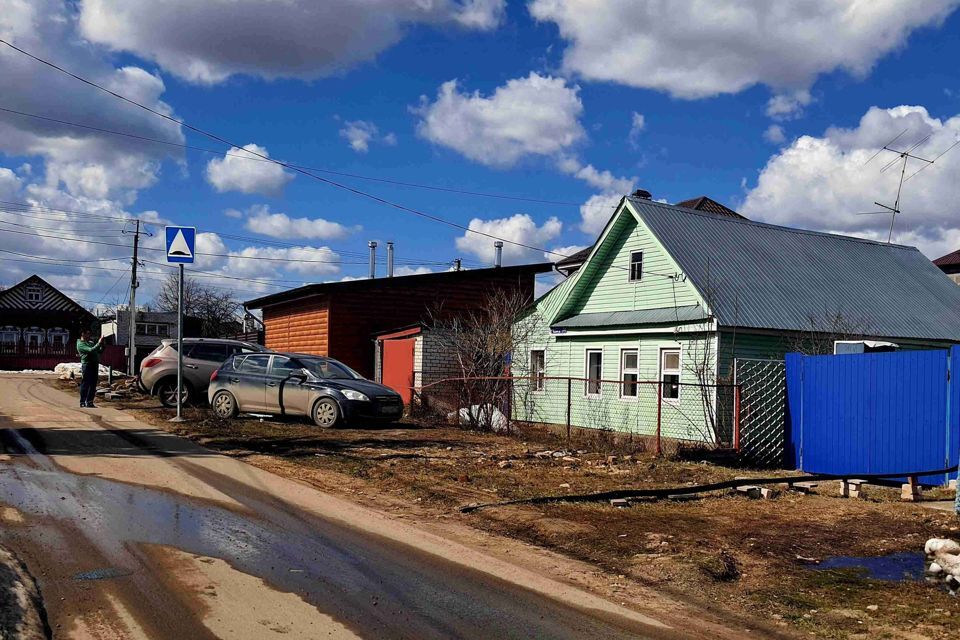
381 404 401 414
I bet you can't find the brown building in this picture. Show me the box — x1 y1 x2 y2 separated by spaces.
244 264 553 379
935 249 960 284
0 274 104 370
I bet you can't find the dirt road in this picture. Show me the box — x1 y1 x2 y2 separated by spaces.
0 375 767 639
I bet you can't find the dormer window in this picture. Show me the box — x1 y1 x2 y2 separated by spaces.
25 285 43 303
628 251 643 281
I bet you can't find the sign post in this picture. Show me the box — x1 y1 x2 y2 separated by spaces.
164 226 196 423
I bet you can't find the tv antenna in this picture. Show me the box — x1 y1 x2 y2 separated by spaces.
858 128 960 242
857 130 933 243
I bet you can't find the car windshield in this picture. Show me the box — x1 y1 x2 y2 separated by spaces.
298 357 362 380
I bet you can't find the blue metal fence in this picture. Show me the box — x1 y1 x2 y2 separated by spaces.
785 347 958 485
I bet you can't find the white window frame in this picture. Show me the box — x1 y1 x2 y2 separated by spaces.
530 349 546 392
24 285 43 303
659 347 681 404
628 251 643 282
584 349 603 398
619 348 639 400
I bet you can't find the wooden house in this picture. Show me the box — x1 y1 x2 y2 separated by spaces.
0 275 99 370
512 195 960 445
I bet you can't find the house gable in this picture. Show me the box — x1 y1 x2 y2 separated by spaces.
553 199 706 323
0 275 94 319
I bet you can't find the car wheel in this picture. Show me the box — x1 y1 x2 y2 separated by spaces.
312 398 340 428
211 391 238 419
156 378 190 408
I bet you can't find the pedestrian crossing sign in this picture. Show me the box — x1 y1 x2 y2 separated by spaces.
165 226 196 264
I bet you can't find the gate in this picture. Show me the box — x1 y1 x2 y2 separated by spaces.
734 358 787 467
786 347 959 485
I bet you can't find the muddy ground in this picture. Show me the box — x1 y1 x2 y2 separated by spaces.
59 379 960 639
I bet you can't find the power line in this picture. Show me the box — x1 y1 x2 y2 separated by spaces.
0 104 618 211
0 39 593 260
0 201 482 266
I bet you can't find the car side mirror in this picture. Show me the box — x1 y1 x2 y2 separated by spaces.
297 368 311 380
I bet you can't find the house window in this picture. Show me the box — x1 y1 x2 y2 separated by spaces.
530 350 545 391
0 327 18 353
136 323 147 335
157 325 169 337
628 251 643 282
585 349 603 397
146 324 157 336
660 348 681 402
620 349 639 399
47 328 69 352
25 285 43 303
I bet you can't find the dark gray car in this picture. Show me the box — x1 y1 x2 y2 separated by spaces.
207 352 403 427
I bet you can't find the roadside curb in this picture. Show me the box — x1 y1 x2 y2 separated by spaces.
0 542 50 639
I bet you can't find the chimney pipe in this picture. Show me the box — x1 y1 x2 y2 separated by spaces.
454 258 462 272
368 241 377 279
494 241 503 268
386 241 394 278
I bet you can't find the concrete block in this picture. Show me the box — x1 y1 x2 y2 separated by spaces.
950 479 958 491
839 479 867 499
901 483 921 502
609 498 630 508
736 485 761 499
759 487 780 500
788 481 818 494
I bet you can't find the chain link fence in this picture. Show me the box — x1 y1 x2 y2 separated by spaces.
733 358 787 467
412 375 738 456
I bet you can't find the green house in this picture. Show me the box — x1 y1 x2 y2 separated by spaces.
511 195 960 445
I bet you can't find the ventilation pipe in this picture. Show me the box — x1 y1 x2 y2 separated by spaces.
494 241 503 268
454 258 462 272
368 241 377 278
386 241 394 278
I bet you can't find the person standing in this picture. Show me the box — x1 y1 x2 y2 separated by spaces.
76 328 104 408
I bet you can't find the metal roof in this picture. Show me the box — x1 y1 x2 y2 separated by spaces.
244 263 553 309
552 305 708 329
627 197 960 341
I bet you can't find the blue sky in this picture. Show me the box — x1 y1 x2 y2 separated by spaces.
2 0 960 308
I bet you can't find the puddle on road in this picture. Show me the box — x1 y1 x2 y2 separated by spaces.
811 552 926 582
0 461 647 640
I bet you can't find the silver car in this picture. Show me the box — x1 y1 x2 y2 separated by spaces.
208 352 403 427
140 338 268 407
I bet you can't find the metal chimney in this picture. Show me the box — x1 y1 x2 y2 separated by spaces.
386 241 394 278
454 258 462 272
368 241 377 278
494 241 503 268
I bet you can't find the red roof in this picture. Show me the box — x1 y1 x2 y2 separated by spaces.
934 249 960 272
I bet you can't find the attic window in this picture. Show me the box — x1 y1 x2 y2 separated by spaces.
628 251 643 281
25 285 43 303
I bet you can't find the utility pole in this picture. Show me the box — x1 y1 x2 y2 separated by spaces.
125 220 141 376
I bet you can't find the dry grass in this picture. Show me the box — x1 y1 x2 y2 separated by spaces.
58 378 960 639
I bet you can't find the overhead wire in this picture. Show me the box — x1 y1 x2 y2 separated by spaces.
0 104 618 211
0 38 597 261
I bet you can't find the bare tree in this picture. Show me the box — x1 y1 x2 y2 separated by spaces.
152 273 242 338
790 310 876 355
424 288 542 432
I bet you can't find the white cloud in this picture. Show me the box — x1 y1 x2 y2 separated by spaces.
0 168 22 199
205 144 294 196
741 105 960 258
78 0 505 85
394 266 435 277
416 73 585 168
529 0 959 102
547 244 588 262
242 204 359 240
628 112 645 147
225 246 342 278
766 90 812 120
763 124 787 145
455 214 562 264
578 192 622 235
339 120 396 153
224 209 243 219
557 156 635 193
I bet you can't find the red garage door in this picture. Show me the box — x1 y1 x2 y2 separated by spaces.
381 337 416 404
